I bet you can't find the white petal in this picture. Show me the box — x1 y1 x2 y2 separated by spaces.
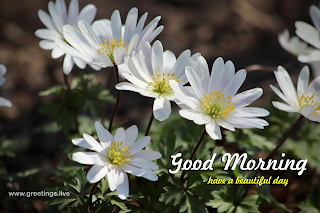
205 121 221 140
114 128 125 143
62 54 74 75
226 116 267 129
0 97 12 107
111 10 122 40
174 92 199 111
72 151 98 165
116 171 129 200
147 25 164 43
115 82 153 98
95 121 113 149
272 101 298 112
232 88 263 108
73 57 86 69
67 0 79 25
301 105 316 118
134 12 147 35
52 47 65 59
39 40 56 50
310 6 320 33
185 66 205 100
38 10 59 33
78 20 101 50
195 56 210 88
55 39 92 64
128 158 159 170
129 136 151 155
141 169 158 181
125 125 138 147
0 65 6 77
163 50 177 74
121 164 145 176
298 50 320 62
295 21 320 49
270 84 289 103
133 150 162 161
92 19 113 41
179 109 197 121
107 167 121 191
231 107 270 117
209 57 224 92
48 1 64 33
138 16 161 43
223 69 246 98
72 138 94 150
123 7 138 44
307 75 320 94
220 60 235 91
77 4 97 24
297 66 310 95
193 113 212 125
83 133 104 152
89 63 102 71
172 49 190 79
216 119 235 131
114 47 128 65
35 29 61 40
153 97 171 121
151 40 164 76
127 34 138 56
87 165 109 183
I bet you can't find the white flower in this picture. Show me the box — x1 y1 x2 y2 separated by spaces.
270 65 320 122
35 0 100 75
169 57 269 140
56 7 164 68
295 5 320 63
72 121 161 200
115 40 200 121
0 65 12 107
278 29 309 56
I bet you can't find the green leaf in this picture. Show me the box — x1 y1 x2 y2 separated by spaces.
159 187 184 206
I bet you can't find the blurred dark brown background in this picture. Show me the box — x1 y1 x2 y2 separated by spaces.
0 0 318 207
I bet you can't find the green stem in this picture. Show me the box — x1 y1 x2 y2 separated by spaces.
180 128 207 182
108 65 121 132
89 181 99 213
244 115 304 197
145 112 154 136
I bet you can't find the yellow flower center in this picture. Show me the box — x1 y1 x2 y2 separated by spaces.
200 90 234 118
97 37 129 63
150 72 180 96
297 91 320 116
108 141 134 166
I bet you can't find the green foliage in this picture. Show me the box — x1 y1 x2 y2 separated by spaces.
298 183 320 213
206 185 260 213
0 136 27 158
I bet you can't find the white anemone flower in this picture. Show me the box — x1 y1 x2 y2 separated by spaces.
270 66 320 122
72 121 161 200
55 7 164 68
115 40 201 121
0 65 12 107
278 29 309 56
169 57 269 140
35 0 100 75
295 4 320 63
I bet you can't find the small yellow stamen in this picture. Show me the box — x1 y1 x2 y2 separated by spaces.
200 90 235 118
97 37 129 63
108 141 133 166
297 91 320 116
149 72 180 95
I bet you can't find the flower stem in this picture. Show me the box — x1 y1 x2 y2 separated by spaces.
108 65 121 132
89 181 99 213
180 128 206 182
245 57 296 72
145 112 154 136
63 73 79 134
244 115 304 197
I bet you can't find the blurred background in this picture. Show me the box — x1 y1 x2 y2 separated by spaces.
0 0 319 210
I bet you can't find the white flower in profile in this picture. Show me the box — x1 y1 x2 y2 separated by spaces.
115 40 201 121
72 121 161 200
295 4 320 63
35 0 100 75
278 29 309 56
270 66 320 122
56 7 164 68
169 57 269 140
0 65 12 107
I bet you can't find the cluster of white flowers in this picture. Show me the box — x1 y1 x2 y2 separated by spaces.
31 0 320 201
0 65 12 107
